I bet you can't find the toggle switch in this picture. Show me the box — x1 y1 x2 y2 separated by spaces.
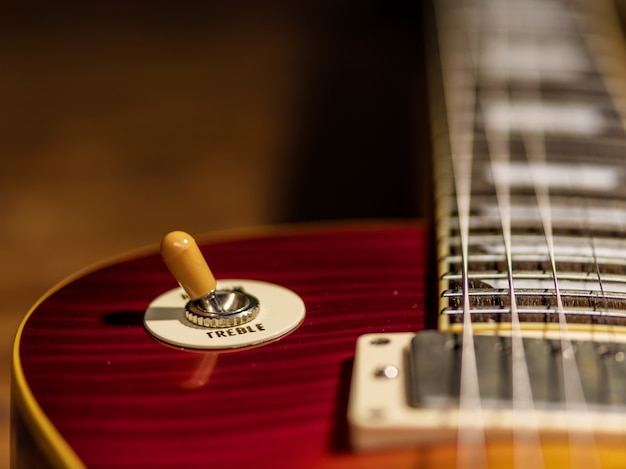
161 231 259 328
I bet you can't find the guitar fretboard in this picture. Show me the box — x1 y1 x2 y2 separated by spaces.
432 0 626 328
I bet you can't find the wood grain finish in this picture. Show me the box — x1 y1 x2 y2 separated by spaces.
13 224 429 468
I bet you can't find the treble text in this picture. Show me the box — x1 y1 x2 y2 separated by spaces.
206 323 266 339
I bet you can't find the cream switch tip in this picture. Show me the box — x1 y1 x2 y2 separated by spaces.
160 231 217 300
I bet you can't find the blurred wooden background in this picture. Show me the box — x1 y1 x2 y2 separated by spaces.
1 1 425 467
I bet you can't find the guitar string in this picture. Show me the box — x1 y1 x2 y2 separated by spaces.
433 0 487 466
571 0 626 338
573 0 626 441
562 0 626 451
437 0 610 464
518 0 600 466
478 0 544 466
582 200 609 324
569 0 626 345
562 0 609 333
444 0 626 460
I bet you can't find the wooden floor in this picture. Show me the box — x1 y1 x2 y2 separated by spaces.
1 3 423 467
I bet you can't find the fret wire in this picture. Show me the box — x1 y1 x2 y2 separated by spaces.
435 146 626 173
444 271 626 283
442 306 626 317
443 217 626 235
442 307 626 323
445 252 626 263
444 233 626 251
444 289 626 300
444 255 626 275
443 290 626 314
465 194 626 207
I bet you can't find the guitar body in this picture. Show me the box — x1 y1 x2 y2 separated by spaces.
12 223 432 468
14 0 626 465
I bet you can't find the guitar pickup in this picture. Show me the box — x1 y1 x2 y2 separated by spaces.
409 331 626 409
348 331 626 451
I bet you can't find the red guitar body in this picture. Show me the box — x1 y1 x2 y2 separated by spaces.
12 223 430 468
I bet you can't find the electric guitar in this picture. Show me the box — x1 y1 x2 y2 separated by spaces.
13 0 626 467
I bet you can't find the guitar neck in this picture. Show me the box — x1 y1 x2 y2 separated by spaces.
431 0 626 331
